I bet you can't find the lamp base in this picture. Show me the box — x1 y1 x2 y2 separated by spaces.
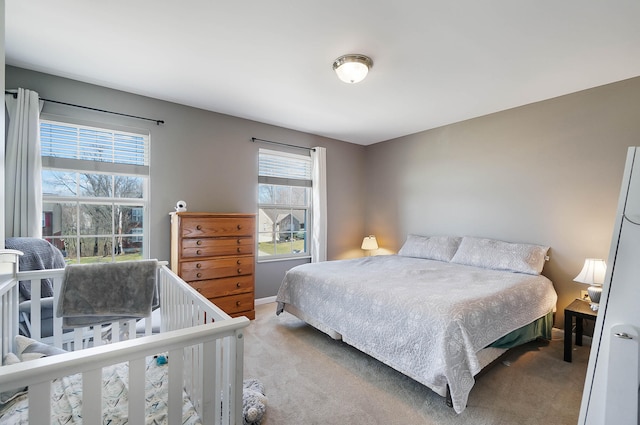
587 285 602 313
587 285 602 304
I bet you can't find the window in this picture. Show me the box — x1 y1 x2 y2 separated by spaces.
40 118 150 263
258 149 312 259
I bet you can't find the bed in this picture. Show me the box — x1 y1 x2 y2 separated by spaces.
275 235 558 413
0 249 250 424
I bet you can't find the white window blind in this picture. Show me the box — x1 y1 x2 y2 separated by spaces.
259 149 311 187
40 120 149 175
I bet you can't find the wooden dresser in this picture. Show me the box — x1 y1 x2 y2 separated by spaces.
170 212 256 320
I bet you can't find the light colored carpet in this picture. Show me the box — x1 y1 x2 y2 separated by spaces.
243 302 589 425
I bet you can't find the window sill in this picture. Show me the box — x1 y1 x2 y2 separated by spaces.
257 256 311 264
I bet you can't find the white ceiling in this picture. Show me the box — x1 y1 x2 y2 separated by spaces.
5 1 640 145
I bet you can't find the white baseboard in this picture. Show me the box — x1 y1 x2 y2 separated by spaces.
255 296 277 305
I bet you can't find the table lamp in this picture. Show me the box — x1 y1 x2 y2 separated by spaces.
574 258 606 310
361 235 378 256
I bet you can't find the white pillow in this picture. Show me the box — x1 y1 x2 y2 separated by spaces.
450 236 549 275
398 235 462 262
3 352 20 366
15 335 67 362
1 352 26 405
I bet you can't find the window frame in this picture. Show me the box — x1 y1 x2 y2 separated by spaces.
40 115 151 263
257 148 312 262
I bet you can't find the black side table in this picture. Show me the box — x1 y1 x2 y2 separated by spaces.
564 299 598 362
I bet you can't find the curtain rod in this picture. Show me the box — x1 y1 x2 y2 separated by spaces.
251 137 315 152
5 90 165 125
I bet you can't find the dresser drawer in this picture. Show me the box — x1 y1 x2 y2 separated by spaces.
211 292 254 316
180 217 255 238
181 256 254 281
171 212 256 320
189 275 254 298
181 237 254 257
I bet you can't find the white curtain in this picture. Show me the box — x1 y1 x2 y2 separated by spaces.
5 88 44 238
311 146 327 262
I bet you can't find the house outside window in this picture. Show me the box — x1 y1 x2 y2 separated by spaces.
258 149 312 260
40 117 150 263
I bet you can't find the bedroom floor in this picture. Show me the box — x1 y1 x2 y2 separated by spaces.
243 302 590 425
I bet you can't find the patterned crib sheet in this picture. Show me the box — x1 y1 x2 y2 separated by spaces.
0 355 201 424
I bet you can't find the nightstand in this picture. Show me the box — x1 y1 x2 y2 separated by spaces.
564 299 597 362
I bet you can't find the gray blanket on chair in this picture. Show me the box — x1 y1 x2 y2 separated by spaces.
5 237 66 300
57 259 158 328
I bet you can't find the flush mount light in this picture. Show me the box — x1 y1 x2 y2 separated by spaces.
332 54 373 84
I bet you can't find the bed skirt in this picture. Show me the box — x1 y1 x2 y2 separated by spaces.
489 311 554 349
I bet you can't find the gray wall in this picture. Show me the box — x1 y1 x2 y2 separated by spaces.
365 76 640 326
7 65 640 326
6 66 367 298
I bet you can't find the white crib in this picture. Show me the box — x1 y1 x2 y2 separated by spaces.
0 250 250 424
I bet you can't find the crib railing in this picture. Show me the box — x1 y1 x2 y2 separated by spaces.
0 249 22 360
0 251 250 425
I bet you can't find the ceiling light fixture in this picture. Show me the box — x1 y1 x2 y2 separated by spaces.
333 54 373 84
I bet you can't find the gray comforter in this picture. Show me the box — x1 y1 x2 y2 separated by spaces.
276 255 557 413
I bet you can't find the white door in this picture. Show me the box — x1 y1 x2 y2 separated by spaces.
579 147 640 425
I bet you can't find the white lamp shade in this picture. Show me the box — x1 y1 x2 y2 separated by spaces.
361 235 378 250
574 258 607 285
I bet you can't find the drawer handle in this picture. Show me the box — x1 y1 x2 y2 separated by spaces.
196 263 202 269
237 224 242 230
237 259 241 265
196 240 202 245
196 249 202 255
196 272 202 278
236 282 241 288
196 225 202 230
237 239 241 244
237 268 242 274
236 301 241 306
237 247 241 253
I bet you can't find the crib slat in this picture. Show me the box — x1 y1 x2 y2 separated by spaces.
1 284 19 357
143 315 152 336
232 330 245 425
217 338 226 424
73 327 84 350
168 347 184 425
83 368 102 424
129 357 146 425
29 381 51 425
31 278 42 340
202 340 217 424
196 338 204 414
111 321 121 343
230 336 240 424
183 339 195 412
52 276 64 348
